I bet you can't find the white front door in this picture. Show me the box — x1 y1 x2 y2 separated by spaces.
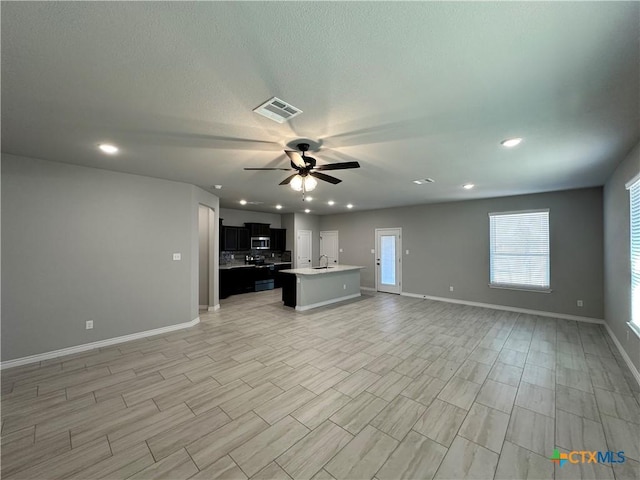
320 230 339 266
375 228 402 294
297 230 312 268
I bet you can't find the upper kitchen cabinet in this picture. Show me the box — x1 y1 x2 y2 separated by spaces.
237 227 250 250
270 228 286 252
245 223 271 237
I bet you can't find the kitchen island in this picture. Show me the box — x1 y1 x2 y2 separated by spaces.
279 265 365 311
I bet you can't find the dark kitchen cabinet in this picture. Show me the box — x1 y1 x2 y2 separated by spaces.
220 226 250 251
270 228 286 252
273 262 291 288
237 227 250 250
245 223 271 237
223 227 238 251
219 267 256 298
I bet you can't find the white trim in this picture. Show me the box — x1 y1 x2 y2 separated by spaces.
604 323 640 388
399 292 604 324
295 293 361 312
625 171 640 190
208 304 221 312
489 284 552 294
360 286 376 292
1 317 201 370
488 208 549 217
628 321 640 340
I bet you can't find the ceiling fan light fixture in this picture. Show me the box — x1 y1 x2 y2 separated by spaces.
290 175 304 192
501 137 522 148
304 175 317 191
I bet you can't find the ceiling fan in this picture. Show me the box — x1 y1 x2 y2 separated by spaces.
244 142 360 194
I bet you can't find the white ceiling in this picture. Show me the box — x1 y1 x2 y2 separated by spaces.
2 2 638 215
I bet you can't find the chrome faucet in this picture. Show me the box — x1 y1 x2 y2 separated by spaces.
319 254 329 268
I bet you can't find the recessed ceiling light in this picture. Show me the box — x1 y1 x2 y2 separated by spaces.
463 183 475 190
305 197 312 202
413 178 435 185
239 200 247 205
304 209 310 213
213 185 222 190
413 180 423 185
328 200 335 206
275 204 283 210
98 144 118 154
501 137 522 148
346 204 353 209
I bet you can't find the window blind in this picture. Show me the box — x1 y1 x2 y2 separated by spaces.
629 179 640 327
489 210 550 289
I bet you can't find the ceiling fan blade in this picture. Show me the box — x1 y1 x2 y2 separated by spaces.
285 150 306 169
279 173 299 186
313 161 360 171
310 172 342 184
244 168 294 171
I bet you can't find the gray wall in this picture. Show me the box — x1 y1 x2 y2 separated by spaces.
220 208 281 228
604 142 640 372
282 213 294 254
320 188 604 319
2 154 219 361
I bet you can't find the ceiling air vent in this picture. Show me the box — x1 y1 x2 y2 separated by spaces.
253 97 302 123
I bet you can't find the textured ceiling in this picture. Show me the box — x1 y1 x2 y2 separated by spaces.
2 2 639 214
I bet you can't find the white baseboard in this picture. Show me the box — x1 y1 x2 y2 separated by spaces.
1 317 201 370
208 304 221 312
400 292 605 324
360 287 376 292
295 293 361 312
603 323 640 388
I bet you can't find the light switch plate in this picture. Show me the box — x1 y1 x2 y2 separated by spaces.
371 249 375 254
173 253 181 261
339 248 343 253
406 249 409 255
85 320 94 330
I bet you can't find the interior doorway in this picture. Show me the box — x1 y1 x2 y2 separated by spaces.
320 230 339 266
198 204 216 310
375 227 402 294
296 230 312 268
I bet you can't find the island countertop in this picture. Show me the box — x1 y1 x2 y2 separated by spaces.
279 265 365 275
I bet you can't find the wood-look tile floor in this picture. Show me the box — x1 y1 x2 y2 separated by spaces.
2 290 639 480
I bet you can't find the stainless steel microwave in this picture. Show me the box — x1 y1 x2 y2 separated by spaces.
251 236 270 250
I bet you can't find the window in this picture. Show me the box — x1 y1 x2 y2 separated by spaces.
489 209 550 291
627 175 640 332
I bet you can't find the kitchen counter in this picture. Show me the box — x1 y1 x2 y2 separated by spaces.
220 261 291 270
279 265 364 275
280 265 364 311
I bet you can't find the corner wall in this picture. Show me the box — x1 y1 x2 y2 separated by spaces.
604 142 640 373
1 154 218 361
320 187 604 319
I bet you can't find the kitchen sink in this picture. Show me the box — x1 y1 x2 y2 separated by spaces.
312 266 334 269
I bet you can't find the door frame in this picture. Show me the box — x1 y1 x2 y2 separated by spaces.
374 227 402 294
320 230 339 266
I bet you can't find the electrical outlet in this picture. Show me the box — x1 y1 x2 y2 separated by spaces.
173 253 181 261
577 300 583 307
371 249 375 254
406 249 410 255
85 320 94 330
339 248 343 253
449 286 454 292
343 284 346 289
231 254 234 259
